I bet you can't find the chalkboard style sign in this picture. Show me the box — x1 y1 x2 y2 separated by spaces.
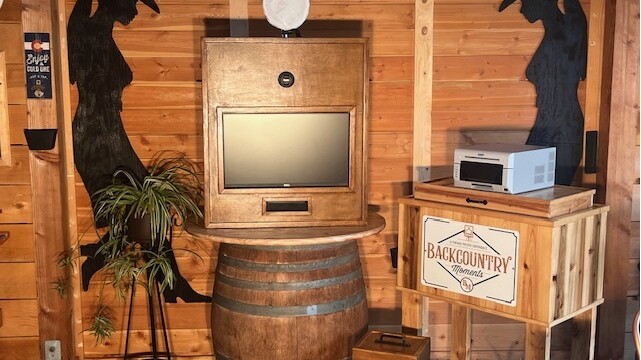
24 32 52 99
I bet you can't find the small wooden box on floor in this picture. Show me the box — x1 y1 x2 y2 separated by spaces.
352 331 430 360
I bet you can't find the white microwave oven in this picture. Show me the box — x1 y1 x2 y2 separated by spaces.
453 144 556 194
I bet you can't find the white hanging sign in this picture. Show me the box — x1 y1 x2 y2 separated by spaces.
421 216 519 307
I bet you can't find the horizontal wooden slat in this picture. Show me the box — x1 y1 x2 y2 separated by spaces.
124 55 412 83
0 224 34 262
0 263 36 298
434 29 544 56
368 157 413 183
369 132 413 159
99 4 413 32
5 64 25 105
369 181 412 205
0 185 32 223
432 106 536 131
433 4 544 29
82 328 212 357
433 80 536 106
0 146 30 184
0 337 40 360
433 55 530 81
0 24 23 64
8 105 27 145
111 30 413 58
430 129 531 165
0 299 38 336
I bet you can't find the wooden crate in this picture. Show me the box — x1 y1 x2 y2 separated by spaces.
353 331 430 360
413 178 595 219
398 181 608 325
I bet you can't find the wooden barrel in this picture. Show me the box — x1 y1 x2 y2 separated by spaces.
212 241 368 360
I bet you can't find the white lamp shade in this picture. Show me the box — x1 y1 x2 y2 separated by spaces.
263 0 310 31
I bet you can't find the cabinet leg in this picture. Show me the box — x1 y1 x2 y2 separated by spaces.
450 304 471 360
570 306 597 360
525 323 551 360
401 292 428 335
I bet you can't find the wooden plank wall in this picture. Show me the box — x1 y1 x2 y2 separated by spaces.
0 0 41 359
66 0 414 357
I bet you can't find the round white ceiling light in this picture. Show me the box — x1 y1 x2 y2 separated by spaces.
263 0 310 32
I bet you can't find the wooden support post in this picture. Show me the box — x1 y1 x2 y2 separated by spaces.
21 0 76 359
229 0 248 37
401 292 423 335
413 0 433 182
596 0 639 357
450 304 471 360
525 323 551 360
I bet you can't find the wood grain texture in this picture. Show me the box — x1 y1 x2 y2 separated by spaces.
0 185 32 223
450 304 471 360
596 0 639 356
0 337 41 360
0 299 38 337
8 105 27 145
0 52 11 167
0 224 35 262
413 0 433 182
397 195 607 325
0 263 37 299
21 1 76 359
0 146 30 184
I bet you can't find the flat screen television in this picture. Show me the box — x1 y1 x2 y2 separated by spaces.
222 112 350 189
202 37 368 228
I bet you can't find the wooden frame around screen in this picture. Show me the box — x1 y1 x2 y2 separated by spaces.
201 37 369 228
0 50 11 167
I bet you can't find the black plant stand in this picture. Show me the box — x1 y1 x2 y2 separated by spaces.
123 269 171 359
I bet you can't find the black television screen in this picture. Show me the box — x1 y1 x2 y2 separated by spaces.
222 112 351 188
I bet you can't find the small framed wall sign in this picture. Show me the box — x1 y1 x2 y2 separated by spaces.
421 216 519 307
24 32 52 99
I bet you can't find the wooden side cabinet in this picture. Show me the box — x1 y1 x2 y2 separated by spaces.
397 179 608 360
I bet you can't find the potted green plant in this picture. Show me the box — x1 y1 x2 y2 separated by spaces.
92 156 203 294
86 155 204 343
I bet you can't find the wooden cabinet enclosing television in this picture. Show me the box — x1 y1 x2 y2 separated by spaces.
201 38 369 228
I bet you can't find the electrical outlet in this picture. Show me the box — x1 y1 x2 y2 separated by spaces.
44 340 61 360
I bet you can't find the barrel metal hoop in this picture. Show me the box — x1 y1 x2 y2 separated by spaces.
218 251 359 273
215 268 363 291
213 289 366 317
